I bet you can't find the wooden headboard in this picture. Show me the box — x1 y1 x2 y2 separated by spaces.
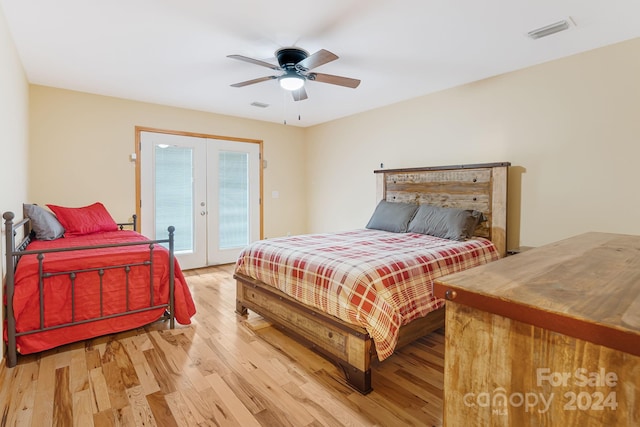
374 162 510 257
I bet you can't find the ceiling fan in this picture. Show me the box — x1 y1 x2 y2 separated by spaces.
228 47 361 101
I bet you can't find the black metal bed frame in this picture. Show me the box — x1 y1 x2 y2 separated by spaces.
2 211 176 367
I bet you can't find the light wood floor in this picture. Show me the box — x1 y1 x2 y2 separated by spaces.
0 265 445 426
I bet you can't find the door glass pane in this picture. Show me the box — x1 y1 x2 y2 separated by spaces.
155 145 193 252
218 151 249 249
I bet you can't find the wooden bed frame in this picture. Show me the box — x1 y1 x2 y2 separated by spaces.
235 162 510 393
3 211 177 368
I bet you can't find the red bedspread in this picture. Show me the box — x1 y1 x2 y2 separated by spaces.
8 230 196 355
235 229 499 360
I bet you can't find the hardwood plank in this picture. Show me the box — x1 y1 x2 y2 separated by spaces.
126 385 158 427
120 336 161 395
163 391 197 426
31 353 56 426
89 367 112 413
298 380 372 427
85 348 102 371
241 367 317 426
14 376 37 426
181 334 231 379
143 348 177 395
218 370 268 415
102 338 140 389
281 381 349 427
70 347 90 393
113 405 137 427
0 360 37 426
73 388 95 427
203 326 320 425
372 373 441 426
101 361 129 410
205 372 261 427
145 391 179 427
146 330 194 391
347 391 412 426
179 386 239 426
93 408 116 427
130 361 161 396
53 366 73 426
253 323 340 380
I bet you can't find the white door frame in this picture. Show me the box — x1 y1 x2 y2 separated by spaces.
136 127 263 269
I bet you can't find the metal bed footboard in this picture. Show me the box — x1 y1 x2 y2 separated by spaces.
2 211 176 367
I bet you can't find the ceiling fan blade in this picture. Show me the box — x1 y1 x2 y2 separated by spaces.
230 76 277 87
292 87 308 101
308 72 360 88
295 49 338 71
227 54 281 70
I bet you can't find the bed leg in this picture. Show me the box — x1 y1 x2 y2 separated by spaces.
5 297 18 367
235 299 248 316
337 361 372 394
235 280 248 315
7 344 17 368
168 225 175 329
4 212 18 368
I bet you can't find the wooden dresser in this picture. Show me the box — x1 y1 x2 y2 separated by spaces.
434 232 640 426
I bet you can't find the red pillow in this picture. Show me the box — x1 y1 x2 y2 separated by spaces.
47 202 118 236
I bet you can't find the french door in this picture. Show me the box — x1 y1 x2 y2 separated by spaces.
139 131 261 270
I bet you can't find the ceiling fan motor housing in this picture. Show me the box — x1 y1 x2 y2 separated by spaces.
276 48 309 70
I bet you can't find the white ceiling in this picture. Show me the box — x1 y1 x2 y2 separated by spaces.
3 1 640 127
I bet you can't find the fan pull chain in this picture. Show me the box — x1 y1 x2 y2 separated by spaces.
283 89 288 125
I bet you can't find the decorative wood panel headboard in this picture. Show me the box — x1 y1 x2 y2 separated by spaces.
374 162 510 257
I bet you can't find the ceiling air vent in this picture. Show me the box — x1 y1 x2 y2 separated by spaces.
528 19 570 39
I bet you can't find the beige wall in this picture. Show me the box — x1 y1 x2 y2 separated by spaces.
306 37 640 249
29 86 308 240
0 4 29 360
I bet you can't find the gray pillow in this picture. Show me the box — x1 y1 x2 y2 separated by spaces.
23 203 65 240
407 204 485 241
365 201 418 233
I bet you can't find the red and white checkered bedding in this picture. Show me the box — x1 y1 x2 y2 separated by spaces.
235 229 500 360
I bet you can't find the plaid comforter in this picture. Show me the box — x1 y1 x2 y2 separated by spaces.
235 229 499 360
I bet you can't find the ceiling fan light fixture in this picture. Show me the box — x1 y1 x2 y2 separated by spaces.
279 74 305 91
